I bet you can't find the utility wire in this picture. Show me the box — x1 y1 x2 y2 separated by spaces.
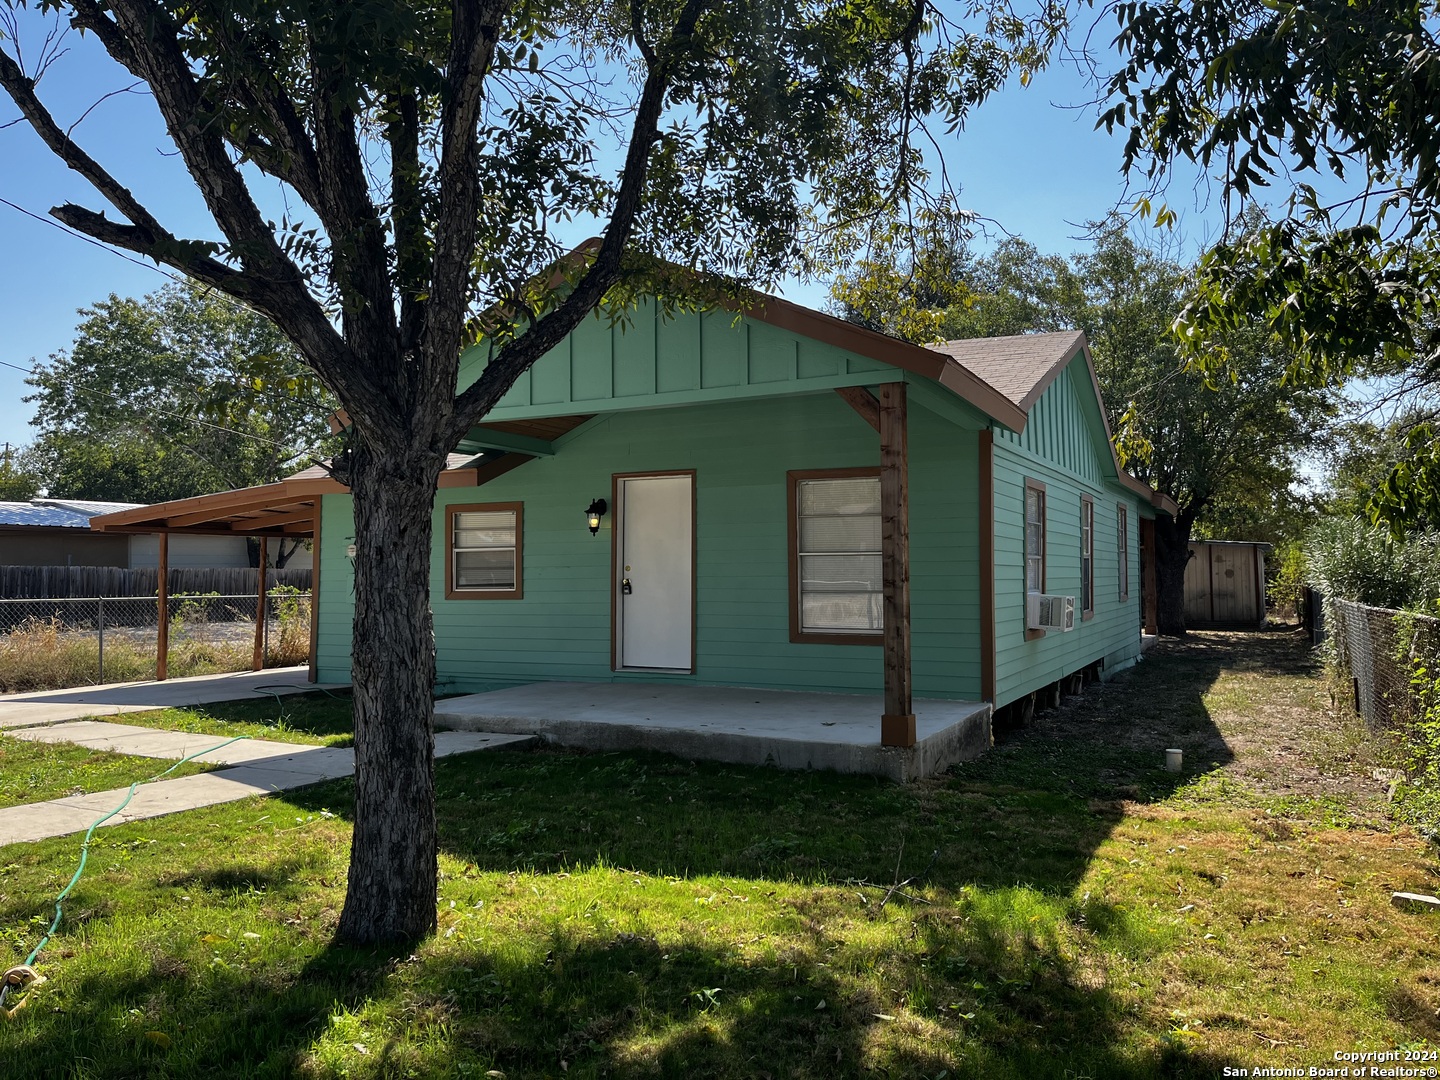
0 196 269 322
0 356 334 467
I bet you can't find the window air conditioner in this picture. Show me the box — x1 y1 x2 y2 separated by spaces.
1027 592 1076 632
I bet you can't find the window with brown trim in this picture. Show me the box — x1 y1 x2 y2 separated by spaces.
444 502 523 600
1117 504 1130 602
1024 479 1047 640
1080 495 1095 619
787 468 883 645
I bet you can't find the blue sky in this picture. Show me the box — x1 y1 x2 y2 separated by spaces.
0 18 1217 454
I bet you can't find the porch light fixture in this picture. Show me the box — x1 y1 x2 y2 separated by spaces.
585 498 608 535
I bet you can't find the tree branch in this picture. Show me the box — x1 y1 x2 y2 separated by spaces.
0 45 165 239
305 21 397 363
423 0 510 409
388 90 426 353
447 0 709 442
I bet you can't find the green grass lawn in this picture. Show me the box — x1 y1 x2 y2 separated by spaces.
0 735 213 810
1 632 1436 1078
112 689 356 747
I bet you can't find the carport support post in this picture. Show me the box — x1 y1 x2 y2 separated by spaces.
156 533 169 681
879 381 915 747
252 536 268 671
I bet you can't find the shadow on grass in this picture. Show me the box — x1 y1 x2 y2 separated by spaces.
288 633 1252 895
4 900 1246 1079
4 634 1295 1078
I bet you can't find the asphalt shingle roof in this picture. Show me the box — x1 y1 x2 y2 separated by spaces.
927 330 1087 412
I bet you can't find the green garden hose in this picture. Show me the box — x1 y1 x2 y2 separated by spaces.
11 737 250 979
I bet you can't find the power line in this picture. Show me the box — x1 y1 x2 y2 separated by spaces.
0 196 279 323
0 199 339 466
0 355 330 462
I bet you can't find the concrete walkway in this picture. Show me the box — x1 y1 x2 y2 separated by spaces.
0 666 345 730
0 724 535 846
0 669 536 846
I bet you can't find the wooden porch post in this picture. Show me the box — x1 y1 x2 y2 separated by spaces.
1140 518 1158 636
879 381 915 747
252 536 268 671
156 532 169 681
308 507 321 683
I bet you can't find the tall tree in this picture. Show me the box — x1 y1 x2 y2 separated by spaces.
0 443 40 501
0 0 1061 942
1096 0 1440 529
830 220 1336 632
24 284 337 503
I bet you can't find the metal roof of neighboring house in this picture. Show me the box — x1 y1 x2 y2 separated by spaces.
0 499 140 528
928 331 1088 414
33 498 144 517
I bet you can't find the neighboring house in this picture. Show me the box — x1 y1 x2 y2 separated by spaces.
0 500 136 567
0 498 310 570
92 295 1176 728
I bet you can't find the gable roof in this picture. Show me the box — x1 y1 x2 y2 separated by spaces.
928 331 1087 414
930 330 1177 515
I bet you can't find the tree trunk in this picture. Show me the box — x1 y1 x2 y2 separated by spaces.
335 438 446 945
1153 510 1197 637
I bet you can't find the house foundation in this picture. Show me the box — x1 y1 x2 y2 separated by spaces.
433 682 991 782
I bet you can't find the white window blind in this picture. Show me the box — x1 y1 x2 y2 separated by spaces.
453 509 517 591
797 477 882 634
1025 486 1045 593
1081 498 1094 613
1118 505 1129 600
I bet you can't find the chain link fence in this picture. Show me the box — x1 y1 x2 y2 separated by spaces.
1328 598 1440 728
0 591 312 694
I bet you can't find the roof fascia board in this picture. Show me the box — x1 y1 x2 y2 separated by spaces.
90 477 342 532
458 427 557 457
739 294 1026 430
904 373 992 431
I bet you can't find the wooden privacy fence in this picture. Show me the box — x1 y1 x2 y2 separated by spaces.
0 564 311 599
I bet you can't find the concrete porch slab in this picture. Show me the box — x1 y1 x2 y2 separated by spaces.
434 682 991 782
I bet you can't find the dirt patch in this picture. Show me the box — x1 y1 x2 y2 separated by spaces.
995 627 1401 826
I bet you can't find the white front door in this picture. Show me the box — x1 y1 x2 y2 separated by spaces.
616 473 694 670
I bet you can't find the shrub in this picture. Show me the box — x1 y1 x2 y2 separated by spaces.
1269 540 1306 615
266 586 311 667
1304 517 1440 613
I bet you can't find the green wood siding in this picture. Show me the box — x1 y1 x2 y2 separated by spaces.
316 392 984 700
456 300 984 424
991 360 1143 708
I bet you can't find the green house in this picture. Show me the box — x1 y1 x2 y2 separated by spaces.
93 292 1174 776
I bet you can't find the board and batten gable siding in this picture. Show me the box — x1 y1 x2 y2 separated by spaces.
456 300 902 421
991 358 1143 709
314 391 985 700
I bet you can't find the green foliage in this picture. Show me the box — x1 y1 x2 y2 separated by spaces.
1304 517 1440 612
1383 613 1440 837
830 217 1336 541
1268 540 1307 615
1371 423 1440 535
0 446 40 501
1101 0 1440 530
23 284 338 502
